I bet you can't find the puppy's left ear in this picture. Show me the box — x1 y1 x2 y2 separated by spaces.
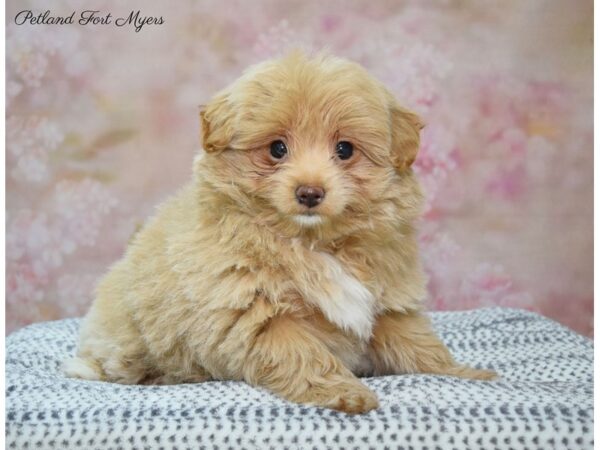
200 92 236 153
389 102 424 172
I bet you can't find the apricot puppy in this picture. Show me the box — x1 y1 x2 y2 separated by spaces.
64 52 495 413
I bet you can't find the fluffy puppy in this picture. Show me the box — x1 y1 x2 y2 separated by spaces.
64 52 495 413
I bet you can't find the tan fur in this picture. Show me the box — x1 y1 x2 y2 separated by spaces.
64 52 496 413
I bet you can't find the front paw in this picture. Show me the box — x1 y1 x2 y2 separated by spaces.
448 365 499 381
299 379 379 414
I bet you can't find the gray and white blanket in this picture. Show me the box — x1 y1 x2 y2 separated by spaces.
6 308 593 450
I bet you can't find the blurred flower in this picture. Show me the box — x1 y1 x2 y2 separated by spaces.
459 263 535 309
7 263 46 305
7 210 75 277
7 117 64 183
6 80 22 107
253 20 313 59
56 274 98 317
54 179 118 247
413 125 458 211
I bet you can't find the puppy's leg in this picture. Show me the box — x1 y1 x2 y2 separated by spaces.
369 311 497 380
64 308 155 384
248 315 378 413
220 298 378 414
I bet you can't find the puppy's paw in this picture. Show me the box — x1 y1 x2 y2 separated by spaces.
63 357 103 381
468 368 499 381
331 385 379 414
300 380 379 414
448 365 499 381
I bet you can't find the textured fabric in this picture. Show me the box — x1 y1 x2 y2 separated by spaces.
6 307 593 450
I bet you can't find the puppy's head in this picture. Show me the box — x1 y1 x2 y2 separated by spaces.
199 52 423 237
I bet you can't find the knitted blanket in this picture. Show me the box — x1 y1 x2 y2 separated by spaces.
6 308 593 449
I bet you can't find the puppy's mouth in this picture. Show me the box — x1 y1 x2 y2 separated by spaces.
292 212 324 227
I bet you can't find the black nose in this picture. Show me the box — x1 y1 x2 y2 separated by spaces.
295 185 325 208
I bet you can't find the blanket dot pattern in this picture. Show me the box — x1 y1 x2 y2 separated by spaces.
6 308 593 450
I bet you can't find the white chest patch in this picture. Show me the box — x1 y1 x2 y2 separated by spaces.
314 253 376 340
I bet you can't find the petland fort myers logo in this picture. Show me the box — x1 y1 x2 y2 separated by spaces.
14 10 164 32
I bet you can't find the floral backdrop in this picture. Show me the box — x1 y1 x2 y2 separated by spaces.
6 0 593 336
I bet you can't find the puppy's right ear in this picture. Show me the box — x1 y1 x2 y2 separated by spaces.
200 92 235 153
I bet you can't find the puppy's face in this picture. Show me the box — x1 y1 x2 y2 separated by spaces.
200 53 422 237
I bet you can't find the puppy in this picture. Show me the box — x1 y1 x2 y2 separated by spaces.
64 52 495 414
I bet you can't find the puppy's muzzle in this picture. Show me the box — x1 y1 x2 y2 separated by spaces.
295 185 325 208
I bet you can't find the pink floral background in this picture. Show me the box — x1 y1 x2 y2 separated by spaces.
6 0 593 336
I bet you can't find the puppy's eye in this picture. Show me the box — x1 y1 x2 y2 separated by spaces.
270 140 288 159
335 141 354 160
